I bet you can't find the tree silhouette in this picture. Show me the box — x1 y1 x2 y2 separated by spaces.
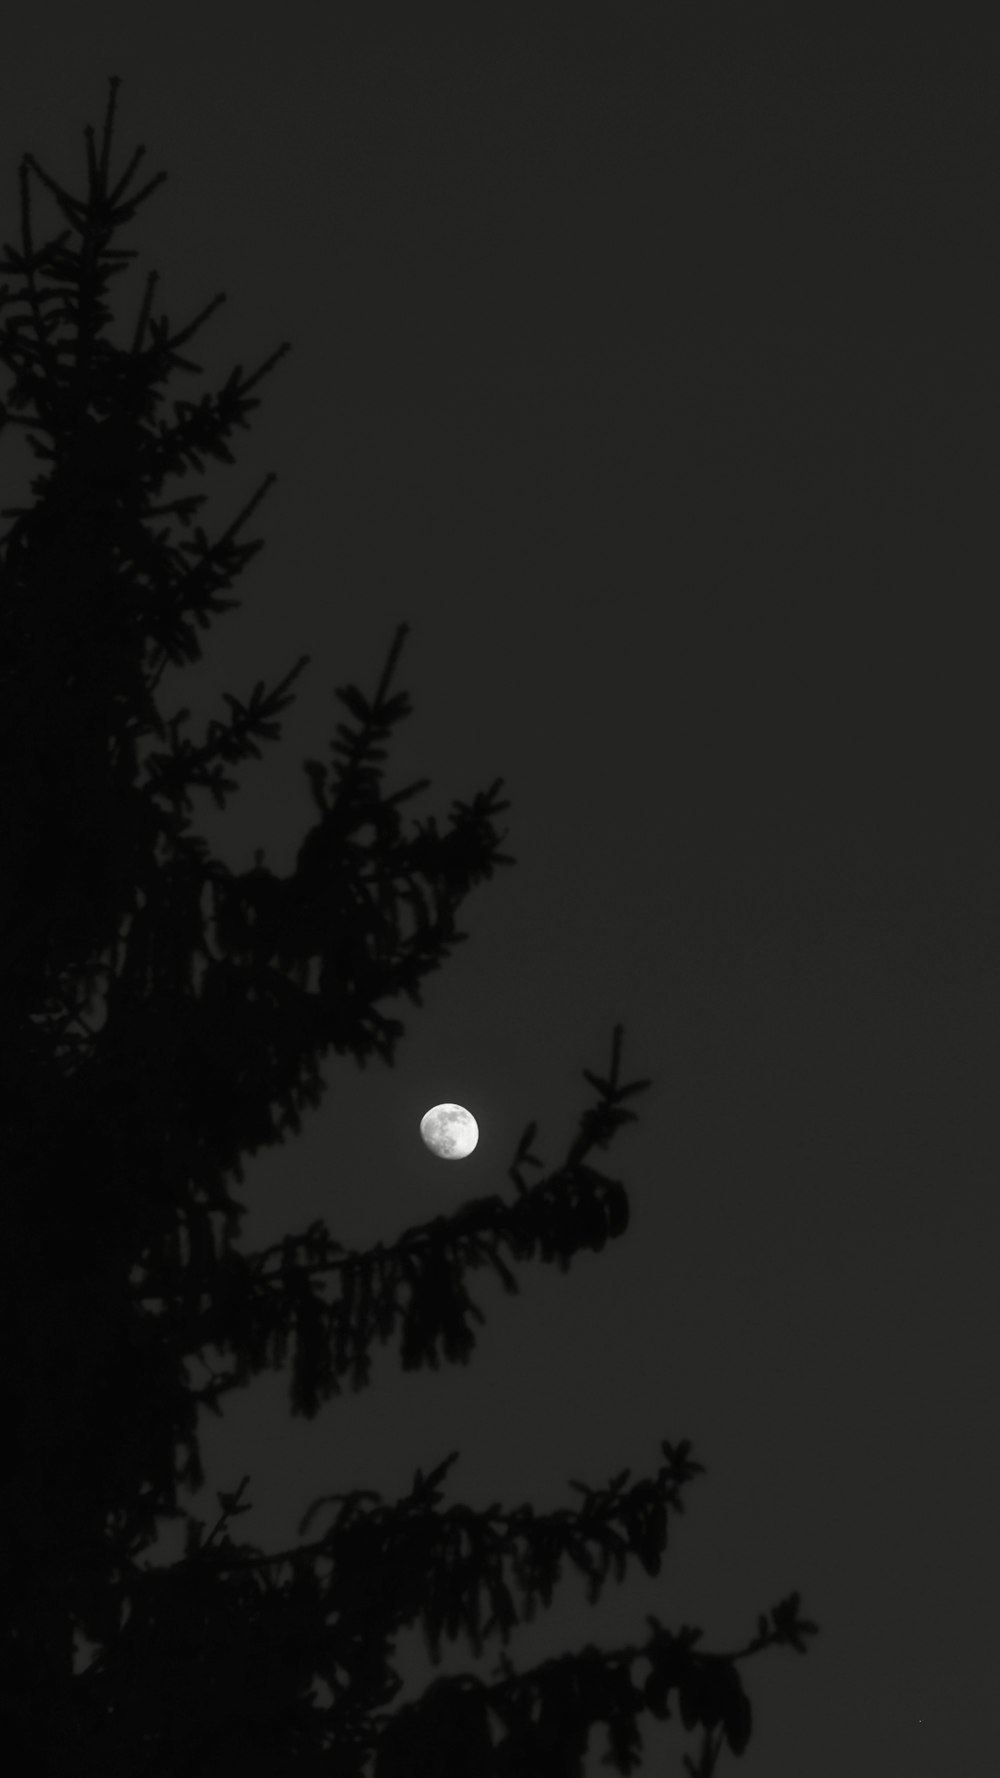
0 77 817 1777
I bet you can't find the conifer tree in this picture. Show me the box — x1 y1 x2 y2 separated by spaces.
0 77 817 1776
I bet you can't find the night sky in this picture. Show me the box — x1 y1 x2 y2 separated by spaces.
3 7 999 1771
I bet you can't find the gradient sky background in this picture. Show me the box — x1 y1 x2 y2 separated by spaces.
3 6 999 1772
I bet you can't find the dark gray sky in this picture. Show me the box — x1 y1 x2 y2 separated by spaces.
3 6 999 1771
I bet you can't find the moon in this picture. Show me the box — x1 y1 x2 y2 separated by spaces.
420 1103 479 1160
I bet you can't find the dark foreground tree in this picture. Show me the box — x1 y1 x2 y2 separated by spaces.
0 78 817 1776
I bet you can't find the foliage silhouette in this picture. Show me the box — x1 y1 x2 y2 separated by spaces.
0 78 817 1776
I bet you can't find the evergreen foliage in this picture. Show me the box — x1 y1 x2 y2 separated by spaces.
0 77 817 1775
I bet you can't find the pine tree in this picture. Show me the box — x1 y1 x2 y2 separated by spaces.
0 77 817 1776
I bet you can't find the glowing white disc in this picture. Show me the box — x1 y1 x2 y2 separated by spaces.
419 1103 479 1160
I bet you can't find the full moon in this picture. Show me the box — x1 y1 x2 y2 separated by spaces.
419 1103 479 1160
